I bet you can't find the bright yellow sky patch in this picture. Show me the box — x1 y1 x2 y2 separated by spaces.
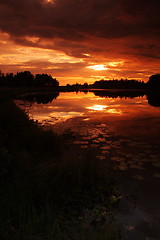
86 64 109 71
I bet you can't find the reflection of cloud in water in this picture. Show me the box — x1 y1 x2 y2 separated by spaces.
29 110 84 125
49 111 83 122
86 104 123 114
28 113 50 122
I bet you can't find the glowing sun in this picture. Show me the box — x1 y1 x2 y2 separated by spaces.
86 64 108 71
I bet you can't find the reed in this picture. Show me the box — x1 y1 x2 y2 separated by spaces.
0 89 122 240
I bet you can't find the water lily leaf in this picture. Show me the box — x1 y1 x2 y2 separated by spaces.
100 146 111 150
153 173 160 178
133 175 143 180
152 163 160 168
111 157 125 162
96 155 106 160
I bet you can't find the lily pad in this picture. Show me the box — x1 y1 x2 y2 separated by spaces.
133 175 143 180
153 173 160 178
90 144 99 148
111 157 125 162
80 145 89 149
102 150 110 154
73 141 88 145
119 164 128 170
96 155 106 160
129 165 145 170
92 140 100 143
97 138 106 142
100 146 111 150
152 163 160 168
127 160 136 165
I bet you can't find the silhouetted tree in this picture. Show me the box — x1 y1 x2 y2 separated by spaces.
146 74 160 90
0 71 6 86
6 73 14 86
14 71 34 87
34 74 59 87
92 79 145 89
83 82 89 88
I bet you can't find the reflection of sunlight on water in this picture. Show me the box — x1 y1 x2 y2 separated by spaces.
59 91 95 99
83 118 90 121
86 105 122 114
47 106 59 109
86 104 107 111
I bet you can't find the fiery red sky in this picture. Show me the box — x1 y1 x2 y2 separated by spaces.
0 0 160 85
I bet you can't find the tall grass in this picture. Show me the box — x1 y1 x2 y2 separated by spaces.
0 89 122 239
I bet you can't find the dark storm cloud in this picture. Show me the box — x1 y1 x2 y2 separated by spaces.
0 0 160 59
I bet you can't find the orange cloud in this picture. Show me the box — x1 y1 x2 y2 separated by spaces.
0 0 160 84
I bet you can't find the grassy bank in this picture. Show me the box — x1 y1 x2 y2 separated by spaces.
0 90 122 240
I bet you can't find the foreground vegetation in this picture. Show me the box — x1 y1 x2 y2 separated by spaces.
0 89 122 240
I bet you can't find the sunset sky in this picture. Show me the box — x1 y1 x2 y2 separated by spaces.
0 0 160 85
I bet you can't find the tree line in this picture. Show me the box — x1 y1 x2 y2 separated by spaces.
66 74 160 90
0 71 59 87
92 79 145 89
0 70 160 90
66 79 145 89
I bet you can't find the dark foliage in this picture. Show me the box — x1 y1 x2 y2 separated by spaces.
92 79 145 89
35 73 59 87
65 78 146 90
0 71 59 87
0 91 120 239
146 74 160 90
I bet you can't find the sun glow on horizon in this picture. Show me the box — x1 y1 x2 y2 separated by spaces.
0 31 157 85
86 64 109 71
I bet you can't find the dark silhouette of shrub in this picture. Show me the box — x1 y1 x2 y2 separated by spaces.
92 79 145 89
146 74 160 90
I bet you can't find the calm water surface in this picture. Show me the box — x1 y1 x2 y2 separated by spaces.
16 91 160 240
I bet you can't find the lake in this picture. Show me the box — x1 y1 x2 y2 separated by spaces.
16 90 160 240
